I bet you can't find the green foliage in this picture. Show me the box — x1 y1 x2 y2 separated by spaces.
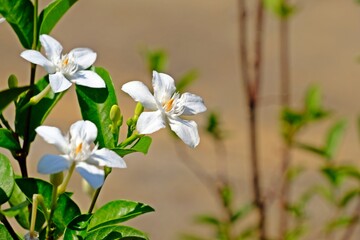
15 76 64 143
39 0 78 35
8 181 30 229
206 111 225 141
64 214 92 239
0 153 14 205
112 136 152 157
76 67 118 149
87 200 154 231
0 129 21 151
176 70 198 93
85 225 149 240
143 48 168 73
16 178 81 237
0 224 12 240
0 86 30 114
0 0 34 48
263 0 295 19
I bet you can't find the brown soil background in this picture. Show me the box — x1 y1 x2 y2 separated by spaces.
1 0 360 239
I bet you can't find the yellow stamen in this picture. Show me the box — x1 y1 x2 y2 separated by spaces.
75 143 83 155
63 57 69 65
164 98 174 112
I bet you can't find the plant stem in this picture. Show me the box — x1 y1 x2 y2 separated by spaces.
238 0 267 238
278 4 292 239
0 213 20 240
58 162 75 194
46 184 59 239
88 187 102 214
17 0 39 178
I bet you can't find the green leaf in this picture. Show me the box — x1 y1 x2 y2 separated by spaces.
0 0 34 48
0 224 12 240
295 142 325 157
0 153 15 205
326 216 353 232
88 200 154 231
39 0 78 35
15 76 64 143
339 189 360 207
64 214 93 240
112 136 152 157
195 214 220 226
76 67 118 148
324 120 346 160
85 225 149 240
0 129 21 151
8 181 30 229
0 86 30 114
16 178 81 236
231 203 254 222
263 0 295 18
143 48 168 73
0 200 29 218
176 70 198 93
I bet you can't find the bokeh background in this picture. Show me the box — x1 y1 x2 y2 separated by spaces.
1 0 360 239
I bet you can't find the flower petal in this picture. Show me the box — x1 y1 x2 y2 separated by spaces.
70 70 105 88
121 81 157 110
89 148 127 168
40 34 63 62
20 50 55 73
70 120 98 144
169 117 200 148
37 155 70 174
49 72 72 93
179 93 207 115
76 162 104 189
136 110 166 134
152 71 176 104
35 126 69 153
70 48 97 70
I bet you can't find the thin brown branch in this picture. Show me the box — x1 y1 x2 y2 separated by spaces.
340 197 360 240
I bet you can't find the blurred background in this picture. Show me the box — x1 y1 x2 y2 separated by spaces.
1 0 360 239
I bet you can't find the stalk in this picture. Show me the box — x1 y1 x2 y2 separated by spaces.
278 3 292 239
238 0 267 238
17 0 39 178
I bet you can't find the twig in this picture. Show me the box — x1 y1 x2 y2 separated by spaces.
340 197 360 240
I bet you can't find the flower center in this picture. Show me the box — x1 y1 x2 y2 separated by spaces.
75 142 83 155
163 98 175 112
55 54 78 75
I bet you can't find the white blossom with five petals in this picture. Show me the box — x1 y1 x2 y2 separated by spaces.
122 71 206 148
36 120 126 189
21 34 105 93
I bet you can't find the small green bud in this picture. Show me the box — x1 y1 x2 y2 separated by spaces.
126 118 133 126
134 102 144 120
110 105 121 123
8 74 18 88
50 172 64 187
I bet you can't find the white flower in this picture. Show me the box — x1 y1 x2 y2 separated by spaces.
36 120 126 189
21 34 105 93
0 18 5 24
122 71 207 148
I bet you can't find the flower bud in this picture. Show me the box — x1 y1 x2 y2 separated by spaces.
50 172 63 187
134 102 144 120
8 74 18 88
110 104 123 127
24 231 39 240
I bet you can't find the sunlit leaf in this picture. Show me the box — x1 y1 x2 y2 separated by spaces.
326 216 353 232
39 0 78 35
85 225 149 240
324 120 346 160
112 136 152 157
0 224 12 239
0 153 14 205
88 200 154 231
0 0 34 48
8 181 30 229
64 214 92 240
339 189 360 207
76 67 118 148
